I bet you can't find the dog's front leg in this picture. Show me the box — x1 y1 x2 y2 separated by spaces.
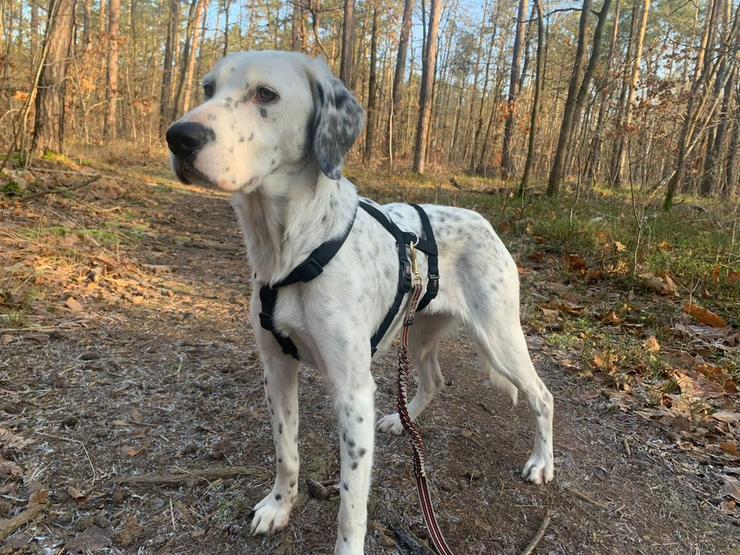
250 341 300 535
327 358 376 555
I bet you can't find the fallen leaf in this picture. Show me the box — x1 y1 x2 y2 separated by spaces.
565 254 587 273
643 274 676 295
657 240 672 251
673 370 725 399
115 516 143 547
1 334 13 345
126 446 145 458
602 311 622 325
712 411 740 424
67 486 87 505
64 297 84 313
67 525 112 553
720 477 740 502
719 441 737 456
592 354 607 369
0 457 23 479
643 336 660 353
0 428 32 451
728 271 740 284
614 241 626 253
684 303 727 328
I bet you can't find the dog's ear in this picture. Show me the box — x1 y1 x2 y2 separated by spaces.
307 58 364 180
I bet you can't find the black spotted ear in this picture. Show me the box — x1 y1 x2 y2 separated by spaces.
308 60 364 180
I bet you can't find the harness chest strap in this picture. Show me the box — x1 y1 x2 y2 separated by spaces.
258 201 439 360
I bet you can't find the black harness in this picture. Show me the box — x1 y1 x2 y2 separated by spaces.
258 200 439 360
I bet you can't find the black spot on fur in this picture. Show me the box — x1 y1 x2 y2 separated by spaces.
357 416 364 423
275 494 282 501
342 482 349 491
260 107 268 118
279 423 283 434
278 457 282 463
248 132 254 141
358 448 366 457
351 461 358 470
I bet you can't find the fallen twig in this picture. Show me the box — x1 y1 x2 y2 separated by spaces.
389 521 434 555
564 486 610 511
20 174 101 203
114 466 263 487
0 490 49 541
520 510 551 555
623 437 631 457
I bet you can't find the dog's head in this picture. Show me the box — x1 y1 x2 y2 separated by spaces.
166 51 364 193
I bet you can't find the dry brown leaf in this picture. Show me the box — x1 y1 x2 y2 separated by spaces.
728 271 740 284
684 303 727 328
614 241 626 253
593 354 607 369
643 274 676 295
602 311 622 325
565 254 587 273
712 410 740 424
673 370 725 399
719 441 737 456
720 477 740 502
115 516 143 547
67 485 87 505
126 446 145 458
64 297 84 313
0 428 32 451
0 458 23 479
657 240 672 252
643 336 660 353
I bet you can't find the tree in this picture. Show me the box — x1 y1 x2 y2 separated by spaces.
413 0 442 174
519 0 545 195
546 0 593 196
388 0 415 166
501 0 528 179
104 0 121 141
610 0 650 188
175 0 208 116
160 0 180 133
364 3 379 161
32 0 77 156
340 0 355 86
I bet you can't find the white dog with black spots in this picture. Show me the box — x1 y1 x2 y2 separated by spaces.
166 50 554 555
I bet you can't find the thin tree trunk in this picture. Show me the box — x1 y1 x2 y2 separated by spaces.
412 0 442 174
501 0 528 179
545 0 592 196
340 0 355 85
104 0 120 141
176 0 208 115
519 0 544 195
611 0 650 188
160 0 179 133
223 0 233 56
388 0 415 166
364 3 379 162
32 0 77 156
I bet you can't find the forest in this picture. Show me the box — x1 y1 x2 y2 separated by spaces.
0 0 738 554
1 0 738 206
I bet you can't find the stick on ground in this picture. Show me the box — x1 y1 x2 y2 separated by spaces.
0 490 49 542
114 466 263 487
520 510 551 555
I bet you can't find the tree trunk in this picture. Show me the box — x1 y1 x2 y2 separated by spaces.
388 0 415 166
32 0 77 156
500 0 528 179
175 0 208 116
519 0 544 194
545 0 592 196
160 0 179 133
610 0 650 188
340 0 355 85
724 88 739 197
104 0 121 141
223 0 233 56
364 3 379 161
412 0 442 174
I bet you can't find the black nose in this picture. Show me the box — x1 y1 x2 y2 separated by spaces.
166 122 213 158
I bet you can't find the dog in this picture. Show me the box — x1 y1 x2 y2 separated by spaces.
166 51 554 554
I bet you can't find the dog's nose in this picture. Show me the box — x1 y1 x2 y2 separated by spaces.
166 122 213 158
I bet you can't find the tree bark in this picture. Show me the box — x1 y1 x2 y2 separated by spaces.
364 3 379 162
160 0 180 133
501 0 528 179
610 0 650 188
412 0 442 174
545 0 592 196
388 0 415 166
175 0 208 116
519 0 544 194
32 0 77 156
340 0 355 86
104 0 121 141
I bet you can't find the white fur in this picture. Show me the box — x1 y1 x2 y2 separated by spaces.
170 51 554 555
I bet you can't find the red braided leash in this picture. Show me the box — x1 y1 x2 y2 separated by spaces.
397 246 455 555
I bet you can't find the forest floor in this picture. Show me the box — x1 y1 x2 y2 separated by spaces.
1 149 738 554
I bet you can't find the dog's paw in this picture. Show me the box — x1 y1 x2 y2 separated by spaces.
522 451 554 485
250 492 292 535
376 413 404 435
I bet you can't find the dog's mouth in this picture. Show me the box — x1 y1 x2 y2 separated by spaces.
171 157 215 188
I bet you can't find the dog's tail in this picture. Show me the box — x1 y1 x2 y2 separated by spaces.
487 367 519 406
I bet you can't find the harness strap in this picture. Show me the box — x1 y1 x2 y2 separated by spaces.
410 204 439 312
258 203 359 360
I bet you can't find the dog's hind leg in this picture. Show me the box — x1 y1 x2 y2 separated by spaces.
469 308 554 485
377 314 454 435
249 331 301 535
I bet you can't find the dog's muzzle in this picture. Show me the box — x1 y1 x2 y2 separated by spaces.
166 122 215 186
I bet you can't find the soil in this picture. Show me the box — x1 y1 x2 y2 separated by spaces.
0 160 737 554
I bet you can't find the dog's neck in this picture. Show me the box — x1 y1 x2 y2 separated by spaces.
230 163 358 285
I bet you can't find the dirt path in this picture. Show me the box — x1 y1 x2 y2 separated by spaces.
1 167 736 554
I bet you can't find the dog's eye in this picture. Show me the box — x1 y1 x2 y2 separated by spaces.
256 87 278 103
203 82 214 99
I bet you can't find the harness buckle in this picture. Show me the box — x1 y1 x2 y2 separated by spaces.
293 257 324 282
